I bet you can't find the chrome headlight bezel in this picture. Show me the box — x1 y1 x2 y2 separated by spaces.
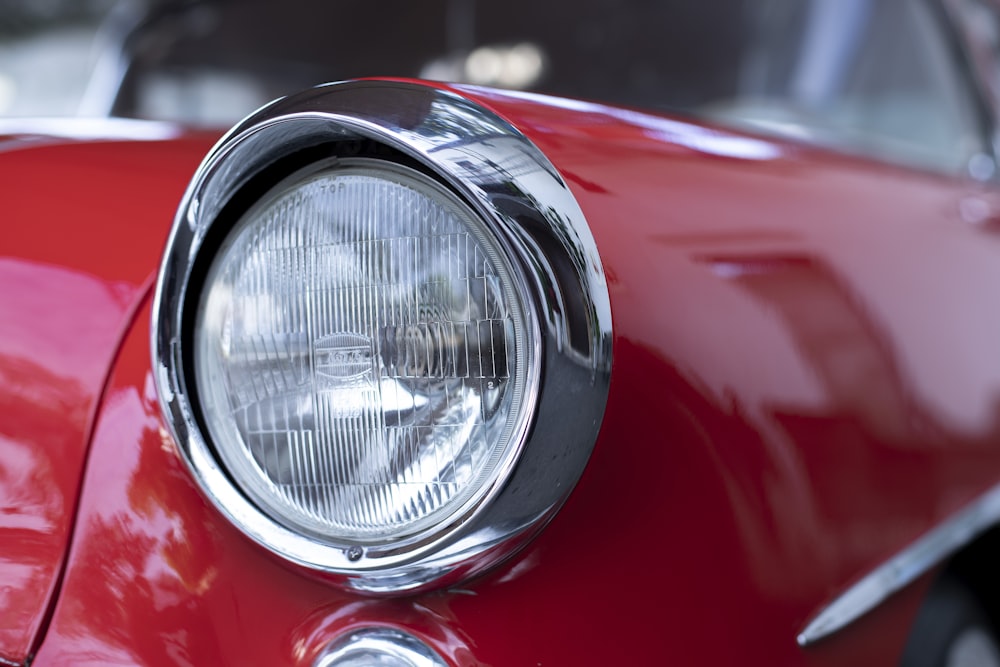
152 80 612 593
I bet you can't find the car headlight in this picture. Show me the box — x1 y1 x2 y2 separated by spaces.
153 80 611 592
195 158 537 545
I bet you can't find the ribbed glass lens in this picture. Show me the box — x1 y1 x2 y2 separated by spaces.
194 159 535 545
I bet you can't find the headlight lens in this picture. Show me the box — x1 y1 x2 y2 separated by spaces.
193 159 536 546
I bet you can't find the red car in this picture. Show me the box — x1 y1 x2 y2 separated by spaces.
4 0 1000 665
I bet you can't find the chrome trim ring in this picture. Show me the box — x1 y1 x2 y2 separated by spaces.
152 80 612 592
314 628 449 667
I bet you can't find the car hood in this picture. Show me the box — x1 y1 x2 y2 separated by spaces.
0 83 973 664
0 120 215 663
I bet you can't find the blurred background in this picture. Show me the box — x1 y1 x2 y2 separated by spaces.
0 0 116 117
1 0 999 176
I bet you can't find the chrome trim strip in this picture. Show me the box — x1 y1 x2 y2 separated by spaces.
152 80 612 593
798 482 1000 646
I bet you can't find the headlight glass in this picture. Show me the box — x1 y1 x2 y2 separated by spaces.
193 159 536 545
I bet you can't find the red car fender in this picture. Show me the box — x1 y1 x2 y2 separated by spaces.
25 85 1000 664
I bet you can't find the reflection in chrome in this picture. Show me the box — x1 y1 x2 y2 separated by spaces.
798 482 1000 646
153 80 612 592
314 628 448 667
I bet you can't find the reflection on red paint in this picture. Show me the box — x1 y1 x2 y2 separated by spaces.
0 260 131 663
0 134 214 663
37 300 481 667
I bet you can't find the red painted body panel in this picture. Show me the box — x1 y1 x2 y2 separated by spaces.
20 87 1000 664
0 134 215 663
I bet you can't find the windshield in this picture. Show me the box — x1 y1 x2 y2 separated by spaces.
0 0 989 174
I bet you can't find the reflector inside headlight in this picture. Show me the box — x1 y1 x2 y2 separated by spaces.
194 158 536 545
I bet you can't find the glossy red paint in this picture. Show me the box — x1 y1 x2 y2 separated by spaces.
0 132 215 664
26 86 1000 664
33 298 481 665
